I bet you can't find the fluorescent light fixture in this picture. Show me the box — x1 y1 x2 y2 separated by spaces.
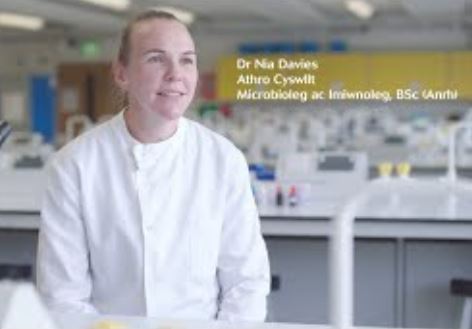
345 0 375 19
152 6 195 25
0 12 44 31
80 0 130 11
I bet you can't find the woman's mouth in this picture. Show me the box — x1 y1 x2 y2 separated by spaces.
157 90 185 97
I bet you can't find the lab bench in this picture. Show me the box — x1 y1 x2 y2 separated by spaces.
2 168 472 328
260 186 472 328
1 209 472 328
262 217 472 328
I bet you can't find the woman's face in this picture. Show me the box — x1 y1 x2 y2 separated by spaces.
116 18 198 122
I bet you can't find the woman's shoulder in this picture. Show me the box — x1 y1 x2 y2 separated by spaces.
183 118 242 158
182 118 248 175
51 116 118 167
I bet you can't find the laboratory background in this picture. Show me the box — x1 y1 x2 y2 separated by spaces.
1 0 472 328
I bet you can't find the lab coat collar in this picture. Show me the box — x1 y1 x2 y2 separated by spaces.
112 110 187 169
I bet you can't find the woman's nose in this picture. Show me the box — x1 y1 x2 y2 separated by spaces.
164 61 183 81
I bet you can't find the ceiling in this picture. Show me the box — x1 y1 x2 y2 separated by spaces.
0 0 471 40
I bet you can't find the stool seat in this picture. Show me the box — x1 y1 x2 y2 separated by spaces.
451 278 472 329
451 279 472 296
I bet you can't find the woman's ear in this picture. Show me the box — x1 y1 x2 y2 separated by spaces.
112 60 129 91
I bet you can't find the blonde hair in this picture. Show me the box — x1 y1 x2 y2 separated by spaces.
117 10 182 66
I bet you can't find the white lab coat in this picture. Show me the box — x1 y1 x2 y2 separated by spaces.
37 111 270 321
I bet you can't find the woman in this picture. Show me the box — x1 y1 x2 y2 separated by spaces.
37 10 270 321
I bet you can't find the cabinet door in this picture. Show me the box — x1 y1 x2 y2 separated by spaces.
369 53 447 97
265 237 396 326
405 241 472 329
0 231 37 282
266 238 329 324
449 52 472 99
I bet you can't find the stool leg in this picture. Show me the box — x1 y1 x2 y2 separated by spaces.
460 298 472 329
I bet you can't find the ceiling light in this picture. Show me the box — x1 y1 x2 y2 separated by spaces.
0 12 44 31
152 6 195 25
345 0 375 20
80 0 130 11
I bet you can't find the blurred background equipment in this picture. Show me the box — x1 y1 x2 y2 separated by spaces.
0 121 11 149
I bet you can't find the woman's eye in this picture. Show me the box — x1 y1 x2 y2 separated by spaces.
147 55 164 63
181 57 195 65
